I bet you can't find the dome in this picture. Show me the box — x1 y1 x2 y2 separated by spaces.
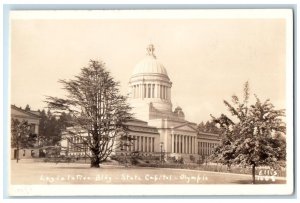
132 44 168 76
174 106 182 111
174 106 185 118
132 56 168 76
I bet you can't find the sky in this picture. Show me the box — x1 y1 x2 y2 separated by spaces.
10 15 286 123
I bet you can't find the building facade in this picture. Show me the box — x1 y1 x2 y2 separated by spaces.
127 44 219 161
11 105 40 159
61 44 220 162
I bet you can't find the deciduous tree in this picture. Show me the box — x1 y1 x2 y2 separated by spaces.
211 82 286 183
11 118 37 162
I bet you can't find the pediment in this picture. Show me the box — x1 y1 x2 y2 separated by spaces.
172 123 197 133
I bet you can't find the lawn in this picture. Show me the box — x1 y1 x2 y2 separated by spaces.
10 159 286 185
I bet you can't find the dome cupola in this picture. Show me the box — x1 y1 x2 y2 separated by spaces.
128 44 173 119
132 44 168 77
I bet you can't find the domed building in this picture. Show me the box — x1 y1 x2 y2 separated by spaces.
125 44 220 161
60 44 220 163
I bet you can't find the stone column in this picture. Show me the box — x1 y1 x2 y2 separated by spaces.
166 87 168 100
189 136 192 154
148 137 151 152
190 137 193 154
152 137 154 152
160 85 162 99
185 136 188 154
157 84 160 98
132 136 135 151
174 134 177 153
141 84 143 99
179 135 182 153
165 86 167 100
145 84 148 99
182 136 185 154
178 135 180 153
171 134 174 153
193 137 195 154
192 137 195 154
148 137 150 152
147 137 150 152
191 137 193 154
186 136 189 154
144 137 146 152
140 136 142 151
152 84 154 98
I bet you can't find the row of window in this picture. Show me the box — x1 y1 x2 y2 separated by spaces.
132 84 169 100
69 136 84 144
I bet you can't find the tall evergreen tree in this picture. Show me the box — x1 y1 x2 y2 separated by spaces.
46 60 132 168
38 109 67 147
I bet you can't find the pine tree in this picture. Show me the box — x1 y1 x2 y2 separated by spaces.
38 109 63 147
46 60 132 168
211 82 286 183
25 104 31 111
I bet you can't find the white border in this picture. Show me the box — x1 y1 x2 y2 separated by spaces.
8 9 294 196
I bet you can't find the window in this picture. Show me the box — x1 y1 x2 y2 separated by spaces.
30 124 35 134
144 85 146 98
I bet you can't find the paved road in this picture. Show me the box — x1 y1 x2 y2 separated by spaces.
10 160 286 184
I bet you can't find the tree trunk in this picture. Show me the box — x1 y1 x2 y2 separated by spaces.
252 164 256 184
90 156 100 168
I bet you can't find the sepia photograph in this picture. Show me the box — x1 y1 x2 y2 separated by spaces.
7 9 294 196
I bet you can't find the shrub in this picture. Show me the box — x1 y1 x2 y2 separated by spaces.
190 155 195 162
130 157 139 165
178 157 184 164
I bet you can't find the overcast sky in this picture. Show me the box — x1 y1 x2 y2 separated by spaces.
10 16 286 123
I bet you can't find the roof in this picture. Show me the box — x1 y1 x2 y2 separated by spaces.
29 111 41 116
11 105 41 119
